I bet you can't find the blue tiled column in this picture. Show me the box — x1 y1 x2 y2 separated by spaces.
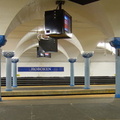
68 58 76 86
110 37 120 98
82 52 93 89
3 51 14 91
0 35 7 101
12 58 19 87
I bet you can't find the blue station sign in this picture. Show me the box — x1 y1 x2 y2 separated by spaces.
18 67 64 72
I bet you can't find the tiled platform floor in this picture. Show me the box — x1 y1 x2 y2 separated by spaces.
0 94 120 120
0 85 120 120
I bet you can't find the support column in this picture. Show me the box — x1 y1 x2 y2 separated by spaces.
0 49 2 101
68 58 76 86
0 35 7 101
12 58 19 87
3 51 14 91
82 52 93 89
110 37 120 98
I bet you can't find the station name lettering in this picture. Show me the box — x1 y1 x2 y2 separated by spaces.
31 67 52 71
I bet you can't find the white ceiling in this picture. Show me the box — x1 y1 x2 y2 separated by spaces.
0 0 118 61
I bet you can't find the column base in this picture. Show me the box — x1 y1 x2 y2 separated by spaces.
84 87 90 89
6 88 12 91
13 85 17 87
115 94 120 98
70 84 75 87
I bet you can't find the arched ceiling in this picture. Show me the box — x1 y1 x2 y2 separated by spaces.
0 0 29 35
1 0 119 61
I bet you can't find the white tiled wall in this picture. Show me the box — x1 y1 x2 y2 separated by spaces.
1 61 115 77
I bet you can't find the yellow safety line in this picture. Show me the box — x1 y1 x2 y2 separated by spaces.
1 94 115 101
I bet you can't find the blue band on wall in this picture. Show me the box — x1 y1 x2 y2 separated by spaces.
18 67 64 72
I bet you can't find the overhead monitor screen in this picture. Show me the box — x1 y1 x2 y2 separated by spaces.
37 47 51 58
64 14 71 33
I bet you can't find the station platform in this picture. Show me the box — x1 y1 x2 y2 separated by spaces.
1 84 120 120
1 84 115 97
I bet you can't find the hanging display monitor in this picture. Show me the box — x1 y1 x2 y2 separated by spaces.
39 37 58 52
37 47 51 58
45 9 72 38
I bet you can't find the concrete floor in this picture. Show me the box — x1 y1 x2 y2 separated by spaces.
0 94 120 120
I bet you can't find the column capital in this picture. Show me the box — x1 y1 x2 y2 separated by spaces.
110 37 120 49
12 58 19 63
68 58 76 63
0 35 7 47
2 51 14 58
82 52 93 58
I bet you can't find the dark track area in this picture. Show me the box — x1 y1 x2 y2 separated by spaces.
1 76 115 86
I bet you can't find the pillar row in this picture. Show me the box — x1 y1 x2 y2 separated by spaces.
3 51 14 91
12 58 19 87
0 35 7 101
110 37 120 98
68 58 76 86
82 52 93 89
